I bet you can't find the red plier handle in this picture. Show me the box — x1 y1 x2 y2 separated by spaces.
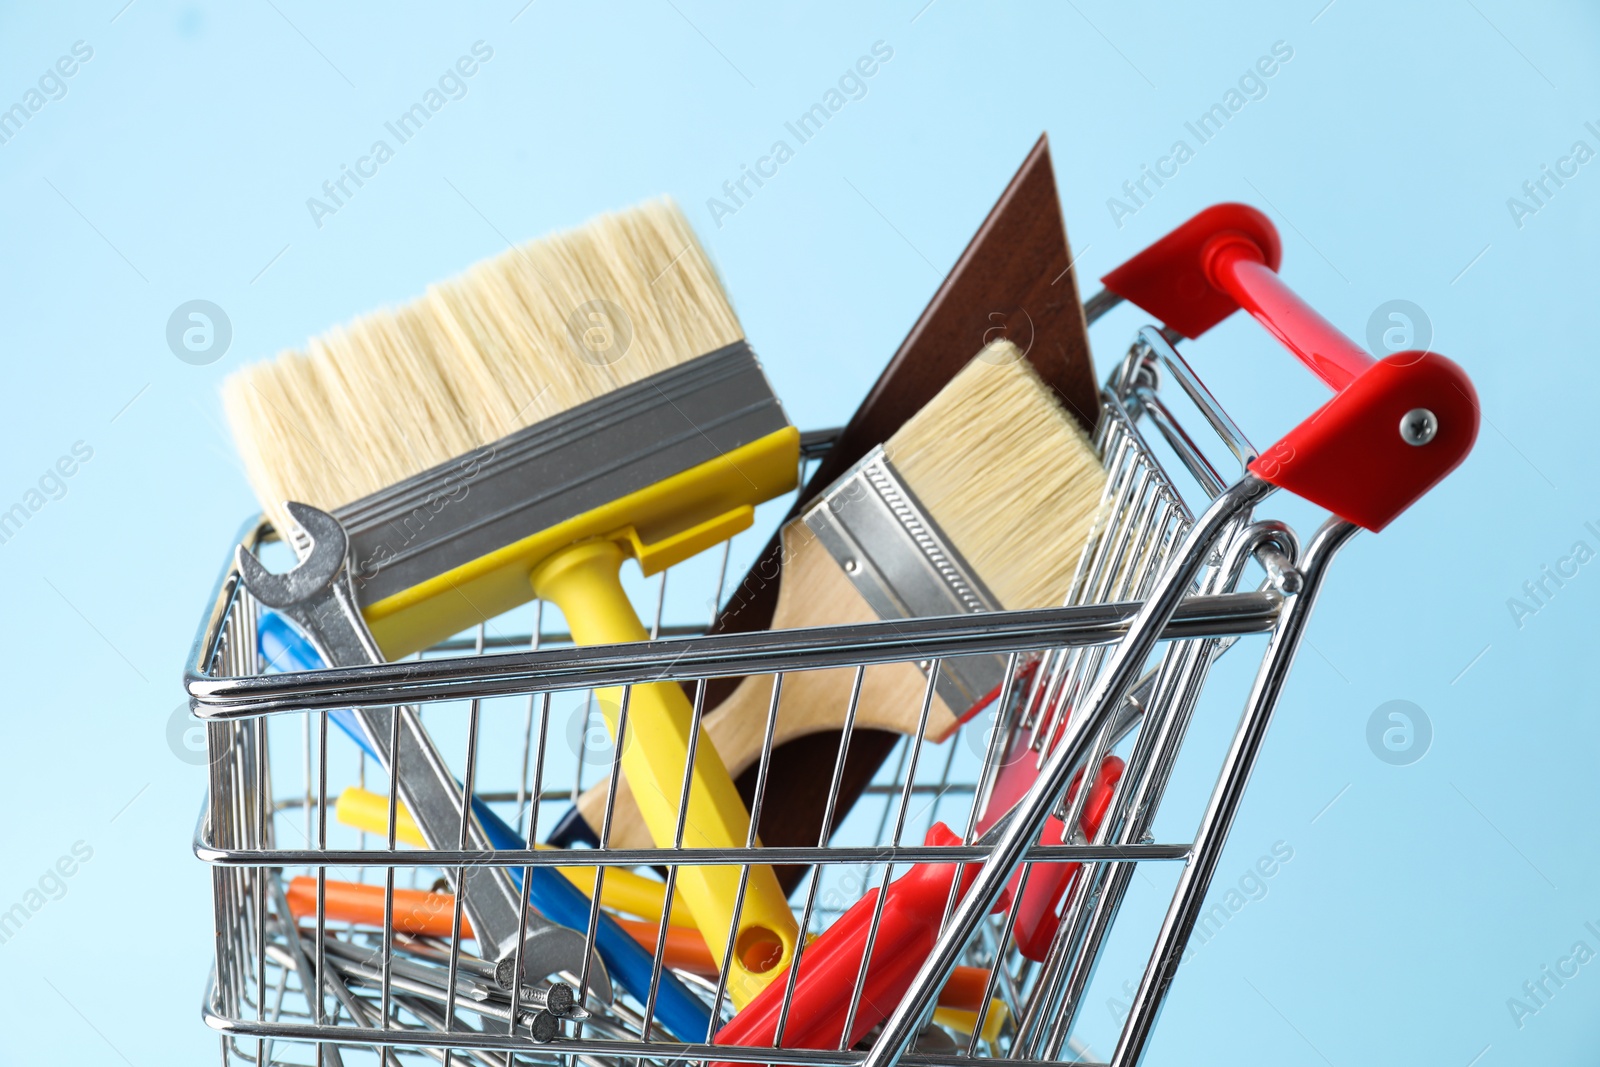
1101 203 1478 531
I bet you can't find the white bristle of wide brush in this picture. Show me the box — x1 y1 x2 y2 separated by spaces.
884 340 1106 611
221 198 743 536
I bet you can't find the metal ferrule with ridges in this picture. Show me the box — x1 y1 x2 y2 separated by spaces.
801 445 1006 713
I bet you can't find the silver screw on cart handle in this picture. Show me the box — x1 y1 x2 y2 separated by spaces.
1399 408 1438 446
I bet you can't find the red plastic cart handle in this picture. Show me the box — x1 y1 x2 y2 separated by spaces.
1101 204 1479 531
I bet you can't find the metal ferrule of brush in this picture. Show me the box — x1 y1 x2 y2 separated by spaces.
336 339 788 607
801 445 1007 713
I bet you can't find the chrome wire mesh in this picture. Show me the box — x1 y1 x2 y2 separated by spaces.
189 328 1331 1067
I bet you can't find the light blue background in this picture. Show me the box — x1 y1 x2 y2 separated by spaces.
1 1 1597 1064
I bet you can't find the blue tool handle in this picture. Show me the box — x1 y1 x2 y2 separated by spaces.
258 611 713 1040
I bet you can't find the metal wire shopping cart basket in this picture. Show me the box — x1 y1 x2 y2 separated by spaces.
187 203 1478 1067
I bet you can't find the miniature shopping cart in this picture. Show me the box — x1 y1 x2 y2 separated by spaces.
187 203 1477 1067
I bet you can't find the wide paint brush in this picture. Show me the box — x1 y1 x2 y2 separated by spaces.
224 199 799 1012
582 341 1106 853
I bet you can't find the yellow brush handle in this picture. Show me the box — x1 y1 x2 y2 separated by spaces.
334 786 693 927
933 1003 1009 1045
532 539 798 1008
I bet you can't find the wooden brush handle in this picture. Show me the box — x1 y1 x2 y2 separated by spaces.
578 524 958 850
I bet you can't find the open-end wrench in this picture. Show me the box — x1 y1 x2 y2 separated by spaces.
395 929 613 1009
315 930 596 1018
239 501 604 992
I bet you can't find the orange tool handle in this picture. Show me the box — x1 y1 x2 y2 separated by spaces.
289 877 717 975
287 876 718 978
937 965 996 1013
286 876 465 940
612 915 720 976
